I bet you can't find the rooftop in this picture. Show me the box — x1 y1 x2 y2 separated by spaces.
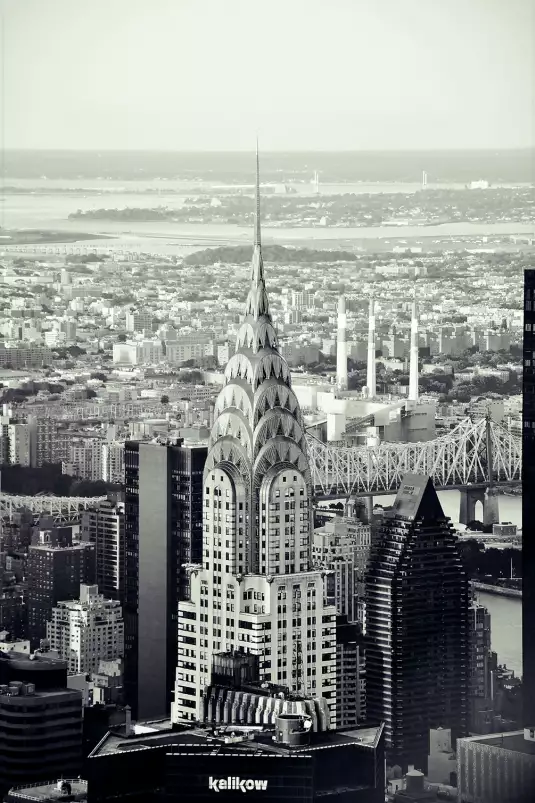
6 780 87 803
462 731 535 756
90 721 383 759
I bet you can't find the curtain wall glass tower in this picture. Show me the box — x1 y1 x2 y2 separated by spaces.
523 269 535 734
365 474 469 772
172 150 338 725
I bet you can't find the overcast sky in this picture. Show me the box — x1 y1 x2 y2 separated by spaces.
3 0 534 151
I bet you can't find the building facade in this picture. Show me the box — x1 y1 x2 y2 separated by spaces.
523 269 535 734
312 516 371 626
0 651 83 796
27 526 95 648
365 474 469 771
46 584 124 675
468 601 494 734
88 718 385 803
336 616 366 728
457 731 535 803
82 500 125 601
172 157 337 726
123 439 206 720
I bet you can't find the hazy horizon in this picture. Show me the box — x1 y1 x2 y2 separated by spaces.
3 0 534 152
3 147 535 154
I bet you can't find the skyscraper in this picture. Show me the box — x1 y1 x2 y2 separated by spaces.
123 438 206 720
467 600 494 734
336 615 366 728
27 524 95 649
82 499 125 601
172 149 337 725
365 474 469 771
523 269 535 735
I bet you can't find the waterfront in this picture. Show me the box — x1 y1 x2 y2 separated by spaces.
435 491 522 679
380 490 523 678
478 591 522 677
1 190 534 258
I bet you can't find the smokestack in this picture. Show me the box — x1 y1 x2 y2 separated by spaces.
365 297 376 398
408 295 419 402
336 295 348 391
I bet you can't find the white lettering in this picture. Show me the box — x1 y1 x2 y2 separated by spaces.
208 777 269 793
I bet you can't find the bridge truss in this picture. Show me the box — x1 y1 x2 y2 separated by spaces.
306 417 521 497
1 244 147 261
0 495 107 524
0 419 521 522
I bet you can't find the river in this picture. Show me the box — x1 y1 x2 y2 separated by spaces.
1 190 534 257
379 490 523 678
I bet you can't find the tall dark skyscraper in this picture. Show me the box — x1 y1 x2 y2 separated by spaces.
82 499 125 601
27 523 95 649
365 474 469 772
123 438 206 720
523 268 535 732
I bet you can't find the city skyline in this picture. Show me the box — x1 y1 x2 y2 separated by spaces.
0 2 533 795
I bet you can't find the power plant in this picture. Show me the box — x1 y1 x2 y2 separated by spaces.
336 295 348 391
365 296 376 399
294 291 435 448
408 292 419 402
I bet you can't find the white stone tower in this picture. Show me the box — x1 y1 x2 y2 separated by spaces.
172 146 337 726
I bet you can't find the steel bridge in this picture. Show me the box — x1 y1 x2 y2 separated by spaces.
1 244 148 261
0 418 520 523
0 494 107 524
306 417 521 497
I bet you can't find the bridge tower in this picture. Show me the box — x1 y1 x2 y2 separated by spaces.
458 416 499 527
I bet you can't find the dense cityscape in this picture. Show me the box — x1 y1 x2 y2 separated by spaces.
0 149 531 803
1 1 534 802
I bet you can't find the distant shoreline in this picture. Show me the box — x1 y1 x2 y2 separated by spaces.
0 229 114 246
472 581 522 599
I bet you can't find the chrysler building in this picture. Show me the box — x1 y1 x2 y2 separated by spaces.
172 150 337 725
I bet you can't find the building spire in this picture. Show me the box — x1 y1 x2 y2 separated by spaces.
255 137 261 249
244 141 269 320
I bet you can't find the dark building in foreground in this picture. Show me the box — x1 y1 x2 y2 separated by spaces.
87 716 385 803
0 651 83 796
365 474 469 772
124 440 206 720
523 269 535 733
457 731 535 803
336 615 366 729
4 779 88 803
